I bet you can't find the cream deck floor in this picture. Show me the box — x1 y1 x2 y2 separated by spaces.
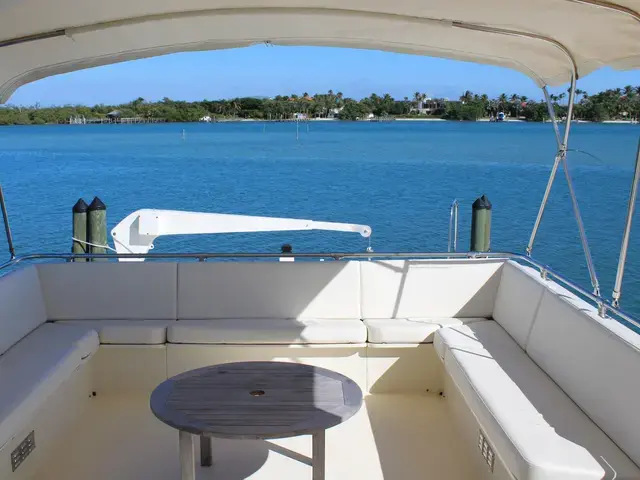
33 393 477 480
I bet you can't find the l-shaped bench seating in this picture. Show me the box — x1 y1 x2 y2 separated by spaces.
435 263 640 479
0 259 639 479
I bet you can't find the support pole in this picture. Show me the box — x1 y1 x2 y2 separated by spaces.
312 430 326 480
0 184 15 259
527 77 601 298
612 138 640 307
527 149 562 256
72 199 88 262
561 152 600 296
527 85 568 255
200 436 212 467
87 197 107 260
179 431 195 480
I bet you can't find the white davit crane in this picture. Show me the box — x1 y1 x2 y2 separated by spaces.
111 209 372 261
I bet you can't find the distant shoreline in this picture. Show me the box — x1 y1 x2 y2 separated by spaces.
2 117 640 126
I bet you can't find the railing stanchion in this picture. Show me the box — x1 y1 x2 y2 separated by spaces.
448 200 459 253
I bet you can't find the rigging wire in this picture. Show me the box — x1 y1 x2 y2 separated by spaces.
565 148 605 164
71 237 118 253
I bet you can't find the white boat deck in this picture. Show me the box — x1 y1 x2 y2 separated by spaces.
2 259 640 480
32 392 475 480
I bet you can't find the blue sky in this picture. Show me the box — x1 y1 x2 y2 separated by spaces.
8 45 640 106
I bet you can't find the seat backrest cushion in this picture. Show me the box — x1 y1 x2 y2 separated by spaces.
360 259 503 319
178 261 360 319
37 262 177 320
0 266 48 356
492 261 546 348
527 286 640 466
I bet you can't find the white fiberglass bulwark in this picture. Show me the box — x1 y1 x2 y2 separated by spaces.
1 0 640 102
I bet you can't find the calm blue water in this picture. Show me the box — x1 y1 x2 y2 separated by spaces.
0 121 638 316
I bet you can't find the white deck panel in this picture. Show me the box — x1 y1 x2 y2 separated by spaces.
32 393 477 480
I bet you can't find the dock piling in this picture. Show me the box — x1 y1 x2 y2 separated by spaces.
72 198 89 262
470 195 492 252
87 197 107 260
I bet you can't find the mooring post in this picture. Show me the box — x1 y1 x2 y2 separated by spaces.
470 195 492 252
87 197 107 260
72 198 89 262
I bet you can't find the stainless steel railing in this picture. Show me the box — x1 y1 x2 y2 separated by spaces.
448 199 459 253
1 249 638 330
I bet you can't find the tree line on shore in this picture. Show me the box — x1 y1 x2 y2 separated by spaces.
1 86 640 125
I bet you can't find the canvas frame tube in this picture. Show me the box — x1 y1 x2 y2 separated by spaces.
612 138 640 307
527 87 563 256
528 77 602 302
0 184 15 259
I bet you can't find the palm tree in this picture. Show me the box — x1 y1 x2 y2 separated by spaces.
460 90 473 104
498 93 508 111
510 94 520 117
413 92 422 109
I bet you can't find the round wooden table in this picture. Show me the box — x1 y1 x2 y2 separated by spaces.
150 361 363 480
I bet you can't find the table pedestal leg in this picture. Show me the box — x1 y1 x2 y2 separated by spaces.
312 430 325 480
200 435 212 467
179 431 195 480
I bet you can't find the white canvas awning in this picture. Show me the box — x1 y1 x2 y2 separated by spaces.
1 0 640 102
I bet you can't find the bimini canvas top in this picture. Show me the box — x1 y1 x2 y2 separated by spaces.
1 0 640 102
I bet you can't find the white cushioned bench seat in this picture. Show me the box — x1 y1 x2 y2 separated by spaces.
364 317 487 344
360 259 503 319
178 261 360 320
168 319 367 344
0 267 47 356
174 262 363 345
37 263 178 321
36 263 177 344
56 320 173 344
360 259 502 345
435 321 640 480
0 323 98 449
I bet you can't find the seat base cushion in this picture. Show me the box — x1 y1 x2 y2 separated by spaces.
55 320 173 344
435 321 639 480
169 319 367 344
0 323 98 449
365 317 487 344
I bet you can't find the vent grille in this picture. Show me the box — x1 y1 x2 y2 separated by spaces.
11 431 35 472
478 429 495 472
